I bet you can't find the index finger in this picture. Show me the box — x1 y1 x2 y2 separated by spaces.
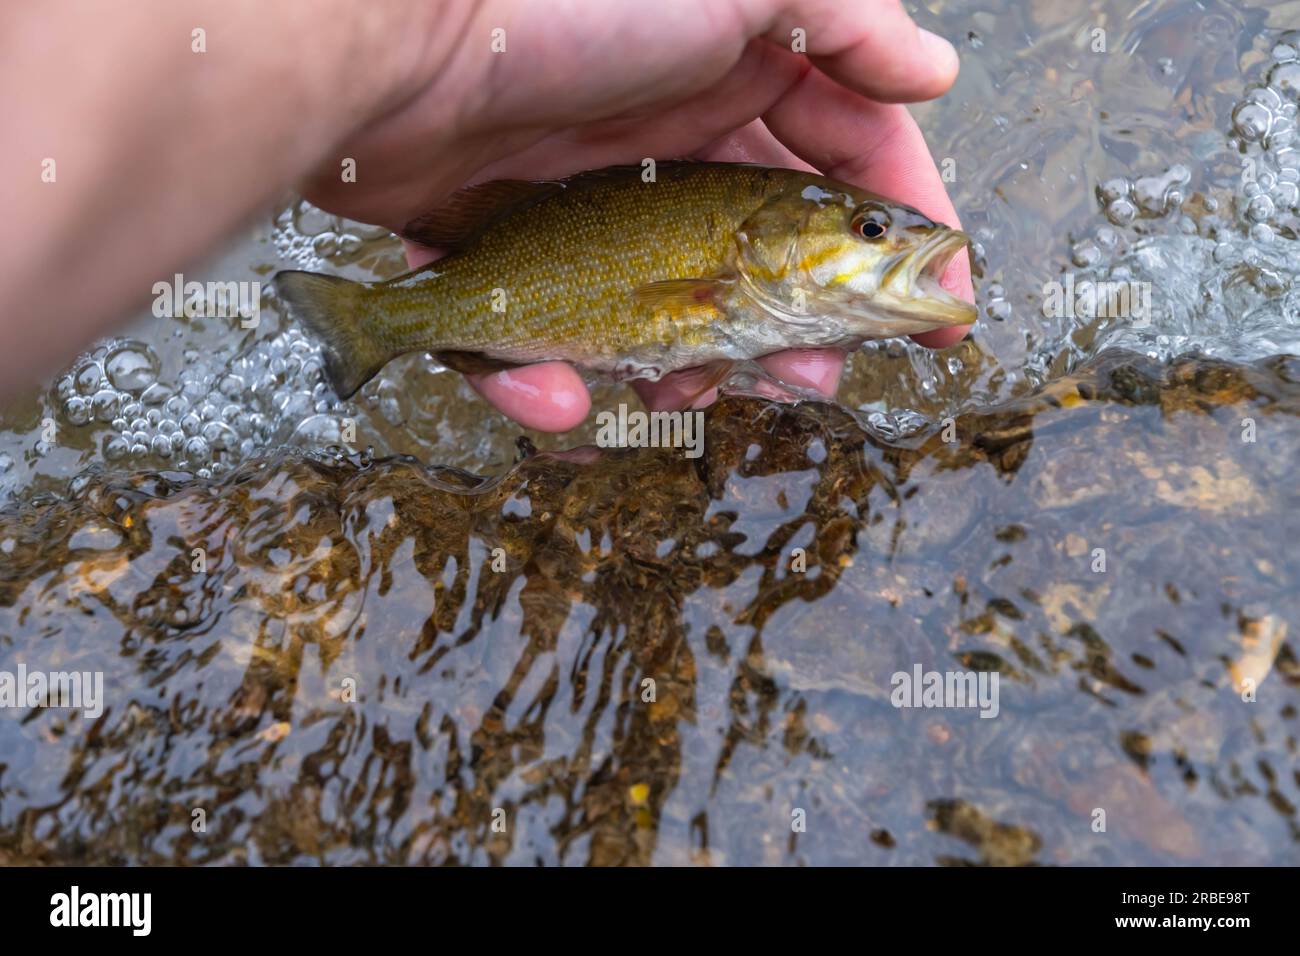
752 0 959 103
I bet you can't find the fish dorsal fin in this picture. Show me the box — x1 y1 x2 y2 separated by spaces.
401 179 565 250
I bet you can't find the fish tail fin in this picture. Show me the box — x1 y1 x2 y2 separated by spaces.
274 271 390 399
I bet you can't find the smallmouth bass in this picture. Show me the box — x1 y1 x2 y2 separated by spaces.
275 162 975 399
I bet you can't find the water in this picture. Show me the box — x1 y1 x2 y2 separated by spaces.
1 0 1299 865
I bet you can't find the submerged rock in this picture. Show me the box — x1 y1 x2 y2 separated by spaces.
0 350 1298 865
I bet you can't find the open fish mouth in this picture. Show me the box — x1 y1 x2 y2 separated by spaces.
881 229 977 326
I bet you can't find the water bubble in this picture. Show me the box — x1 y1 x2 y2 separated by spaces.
1070 239 1102 267
1094 225 1120 250
292 201 335 236
139 382 173 406
1133 165 1191 216
75 361 104 395
1252 84 1284 110
1251 222 1275 243
1233 102 1272 141
63 396 92 426
1270 120 1297 149
100 437 127 461
181 379 209 402
1247 194 1276 221
218 374 245 398
291 414 346 445
184 436 209 459
1098 177 1132 203
92 389 120 422
313 233 339 258
202 421 239 451
280 391 314 421
1106 198 1138 226
105 343 159 392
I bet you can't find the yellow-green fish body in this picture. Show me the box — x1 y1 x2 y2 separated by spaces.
276 162 974 398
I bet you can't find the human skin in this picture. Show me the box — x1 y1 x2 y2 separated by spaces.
0 1 971 430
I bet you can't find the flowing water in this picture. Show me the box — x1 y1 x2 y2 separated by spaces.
2 0 1299 864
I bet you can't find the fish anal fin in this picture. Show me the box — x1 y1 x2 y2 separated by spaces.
433 350 525 376
634 360 736 410
401 180 564 250
673 359 736 408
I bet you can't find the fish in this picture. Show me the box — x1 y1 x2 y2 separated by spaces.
274 161 975 400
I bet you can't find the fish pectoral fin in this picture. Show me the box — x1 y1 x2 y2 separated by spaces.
631 278 733 312
433 350 526 376
401 180 565 250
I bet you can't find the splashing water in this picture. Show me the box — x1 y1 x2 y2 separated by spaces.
6 10 1300 499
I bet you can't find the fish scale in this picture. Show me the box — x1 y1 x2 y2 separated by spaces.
410 164 766 355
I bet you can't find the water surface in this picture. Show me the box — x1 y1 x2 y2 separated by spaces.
1 0 1298 865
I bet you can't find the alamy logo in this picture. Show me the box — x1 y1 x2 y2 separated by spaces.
890 665 1000 718
1042 273 1151 320
594 404 705 459
50 886 151 936
0 664 103 718
152 273 261 327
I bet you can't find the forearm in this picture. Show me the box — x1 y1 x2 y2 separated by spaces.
0 0 440 395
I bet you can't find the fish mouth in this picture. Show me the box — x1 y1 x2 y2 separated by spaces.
880 229 977 327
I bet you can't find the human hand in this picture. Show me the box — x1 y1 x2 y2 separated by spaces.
306 0 973 431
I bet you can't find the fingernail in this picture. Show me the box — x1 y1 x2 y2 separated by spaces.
919 28 959 76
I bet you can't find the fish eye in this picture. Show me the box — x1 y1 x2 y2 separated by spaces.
853 210 891 240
